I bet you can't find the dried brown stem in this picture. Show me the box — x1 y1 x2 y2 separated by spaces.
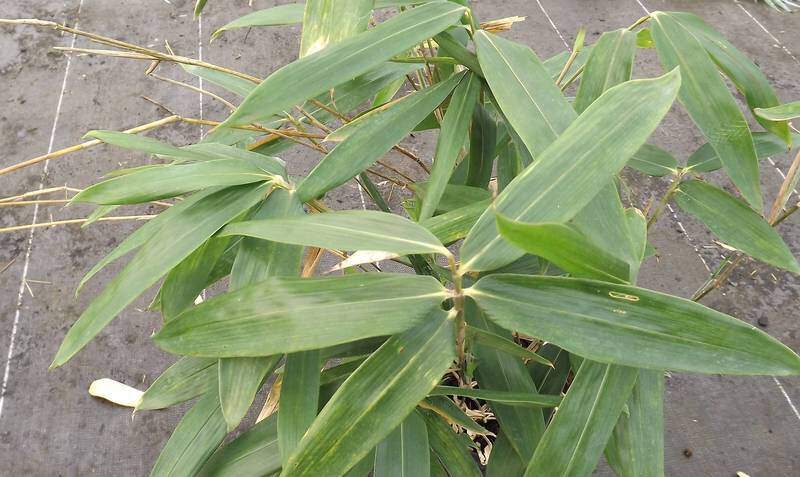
0 215 155 234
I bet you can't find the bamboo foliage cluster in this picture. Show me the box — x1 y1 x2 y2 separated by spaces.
4 1 800 476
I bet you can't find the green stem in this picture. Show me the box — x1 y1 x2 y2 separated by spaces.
647 171 684 229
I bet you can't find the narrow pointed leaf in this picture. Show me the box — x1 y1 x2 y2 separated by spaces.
466 325 552 367
222 2 465 127
687 131 797 172
222 210 449 256
374 411 430 477
496 214 631 283
574 29 636 113
755 101 800 121
430 386 561 407
651 11 762 210
421 72 481 220
137 357 217 411
674 180 799 273
413 182 491 214
460 70 681 272
421 409 482 477
421 198 489 244
485 432 526 477
182 65 256 98
670 11 790 144
155 273 447 357
219 189 305 431
86 130 218 161
474 30 574 157
211 4 305 41
465 104 497 188
525 361 639 477
422 396 490 435
605 369 665 477
628 144 678 177
279 350 321 463
280 310 456 477
199 414 281 477
467 274 800 375
298 72 463 201
52 183 271 367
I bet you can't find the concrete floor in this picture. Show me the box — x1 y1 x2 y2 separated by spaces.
0 0 798 475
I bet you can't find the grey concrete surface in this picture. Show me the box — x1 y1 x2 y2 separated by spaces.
0 0 798 475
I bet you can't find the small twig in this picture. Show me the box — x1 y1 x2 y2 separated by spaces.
366 169 407 188
0 215 155 234
376 160 415 183
768 148 800 223
647 171 684 229
0 186 82 203
308 99 349 123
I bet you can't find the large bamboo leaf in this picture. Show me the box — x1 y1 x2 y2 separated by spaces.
524 361 639 477
651 11 762 210
52 183 271 367
199 414 281 477
137 357 217 411
430 386 561 407
686 131 797 172
496 214 631 283
211 4 305 41
465 104 498 188
574 29 636 113
421 72 481 220
605 370 665 477
465 300 545 461
755 101 800 121
219 188 305 431
460 70 681 272
150 389 227 477
300 0 372 57
467 274 800 375
297 72 462 201
421 198 489 244
280 310 456 477
674 180 799 273
485 432 526 477
474 30 574 157
155 273 447 357
222 210 449 256
279 350 321 463
669 11 790 145
421 409 483 477
374 411 430 477
221 2 465 127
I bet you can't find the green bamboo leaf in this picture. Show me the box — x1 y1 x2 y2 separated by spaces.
137 357 217 411
669 11 791 145
76 187 219 295
604 370 665 477
151 389 227 477
280 310 457 477
496 136 523 192
528 344 571 409
413 182 491 214
628 144 679 177
651 11 762 210
52 183 271 367
574 29 636 113
155 273 447 357
298 72 463 201
222 210 449 256
219 189 305 431
279 350 321 463
211 4 305 41
182 65 256 97
344 449 376 477
496 214 631 284
466 325 552 367
421 409 483 477
222 2 465 127
465 300 545 461
86 130 218 161
686 132 797 172
542 46 593 81
430 386 561 407
434 31 483 76
460 70 681 272
474 30 573 157
194 0 208 16
199 414 281 477
300 0 372 57
161 236 234 321
485 432 526 477
422 396 490 435
421 198 489 244
755 100 800 121
467 274 800 375
421 72 481 220
374 411 430 477
465 104 498 188
674 180 800 273
525 361 639 477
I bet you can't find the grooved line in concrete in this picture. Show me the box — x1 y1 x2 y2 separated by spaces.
0 0 85 421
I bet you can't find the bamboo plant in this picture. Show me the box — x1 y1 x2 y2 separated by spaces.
3 1 800 476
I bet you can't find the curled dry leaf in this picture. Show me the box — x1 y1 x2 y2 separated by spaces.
88 378 144 408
